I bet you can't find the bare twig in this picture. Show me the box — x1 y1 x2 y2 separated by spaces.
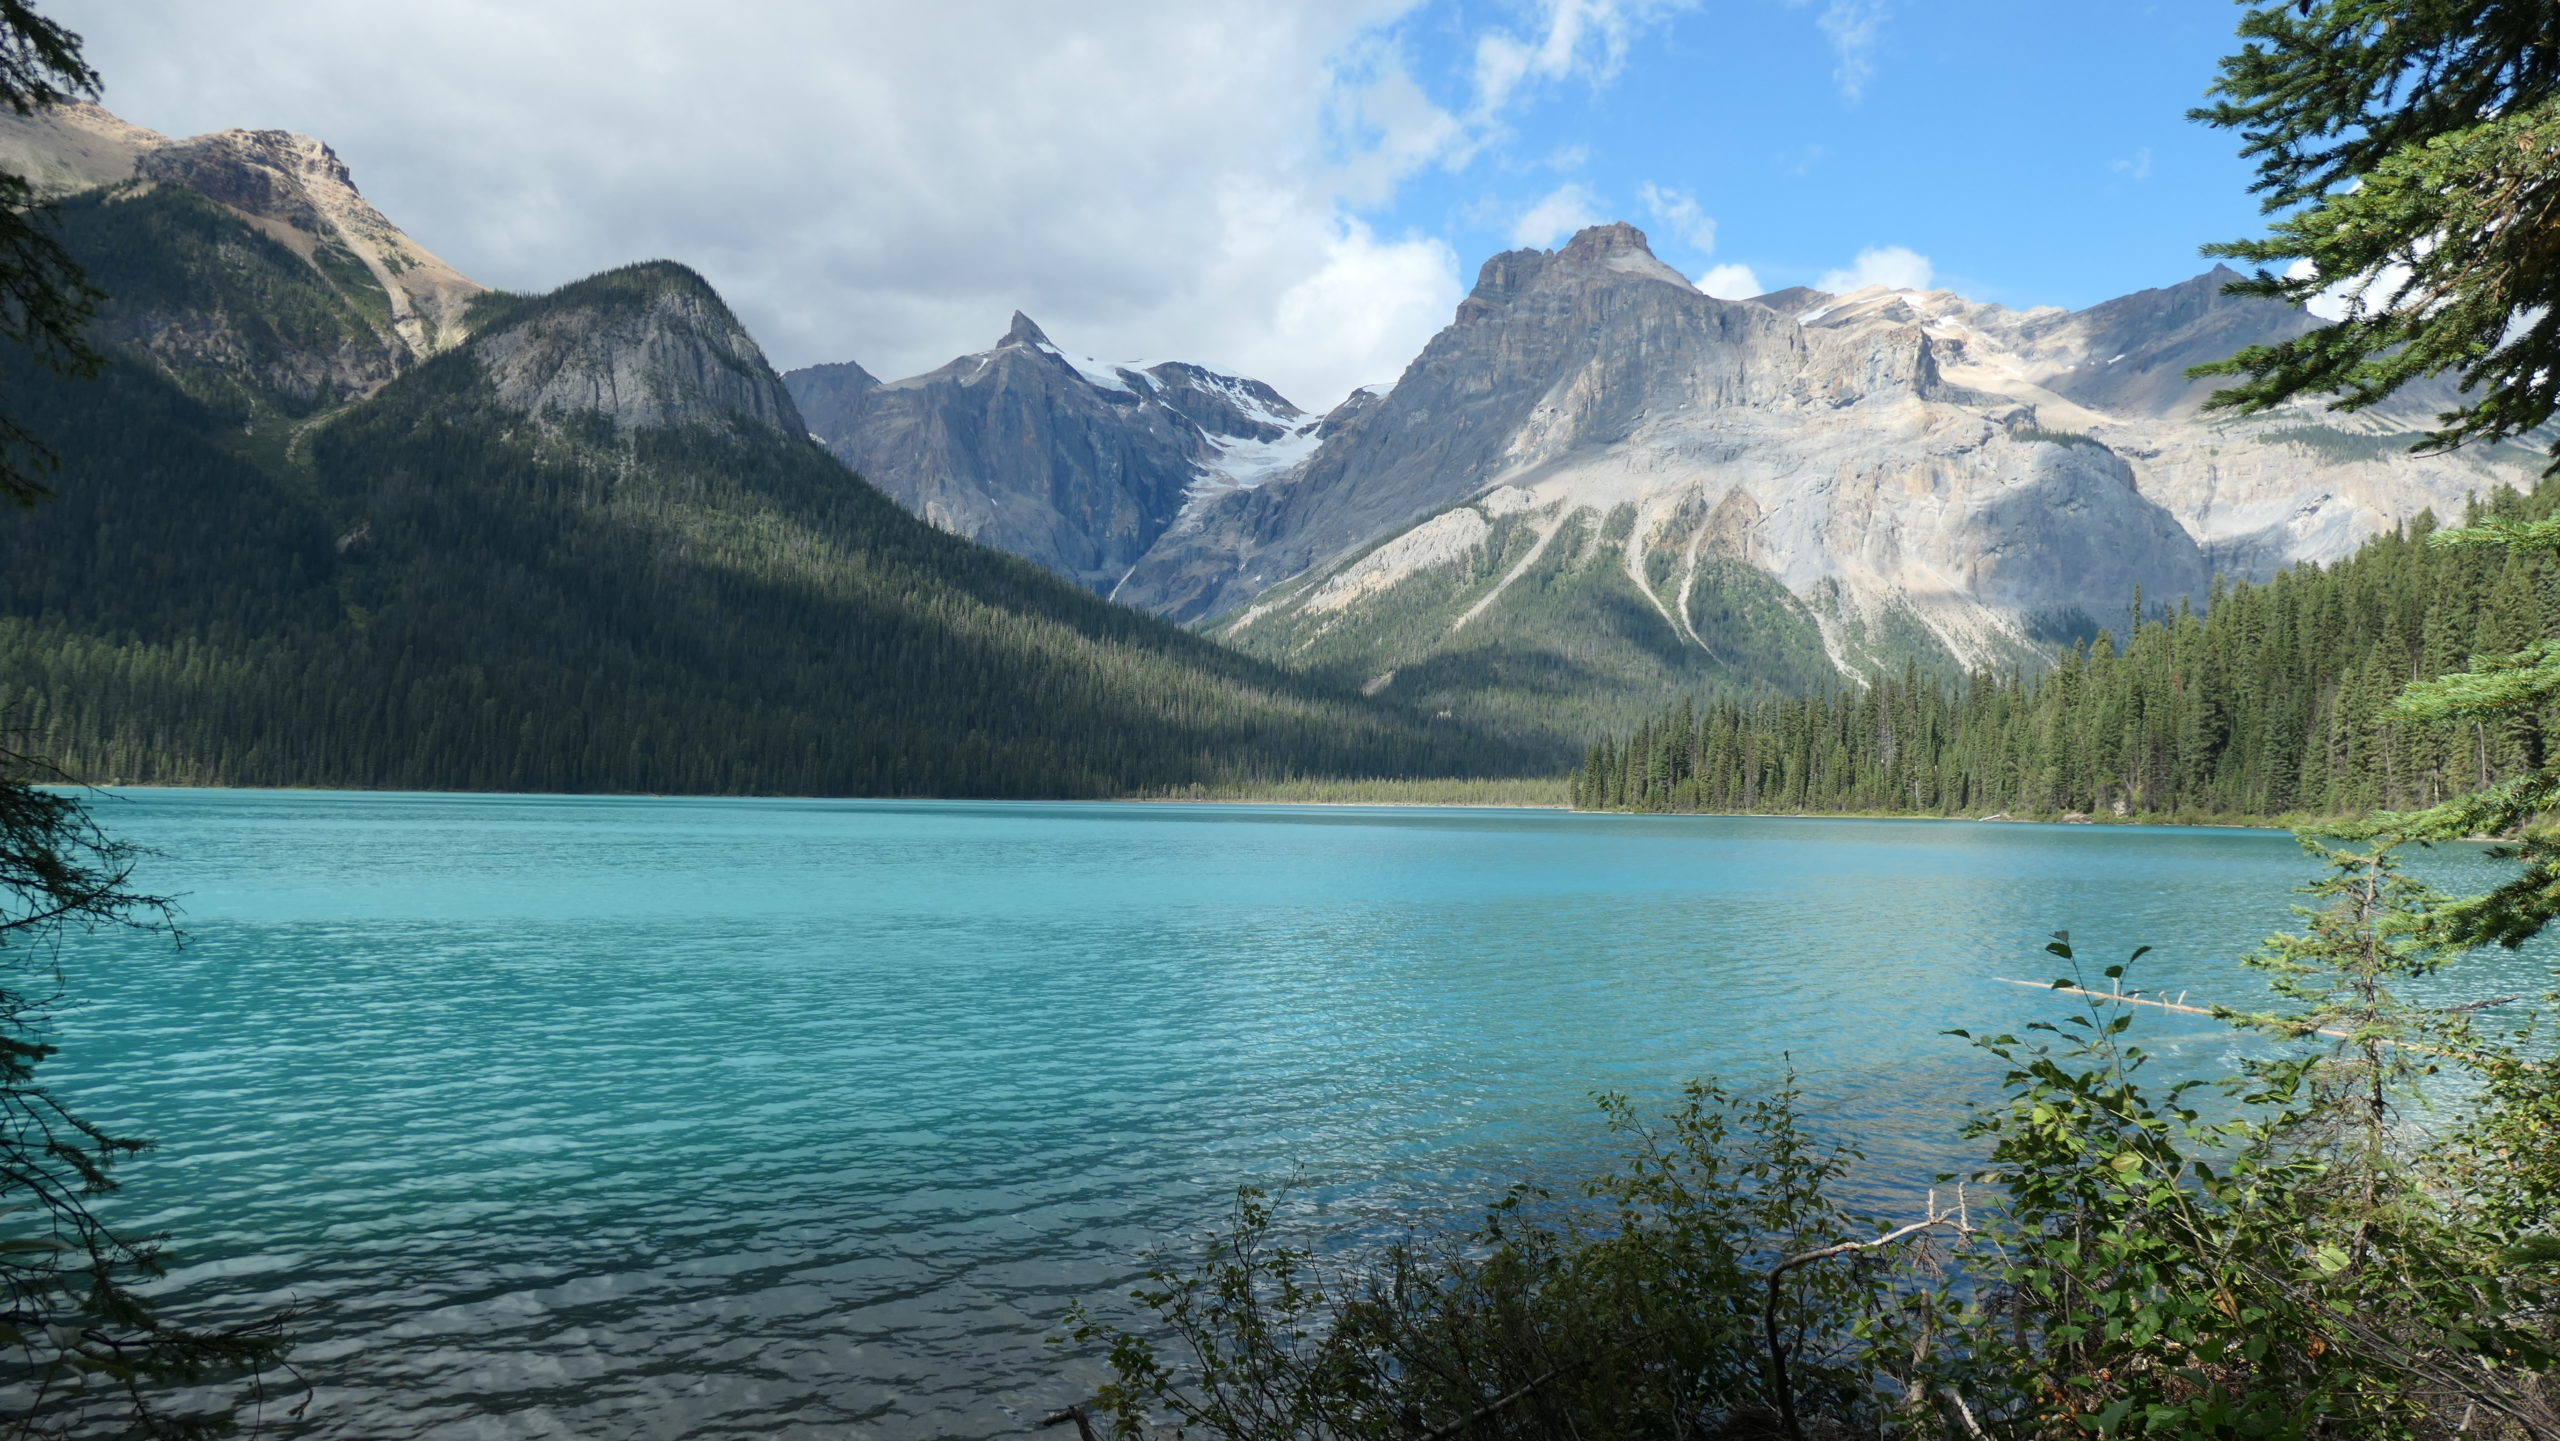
1939 1385 1992 1440
1039 1404 1100 1441
1761 1189 1971 1441
1418 1366 1559 1441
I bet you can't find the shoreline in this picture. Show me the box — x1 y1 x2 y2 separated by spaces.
1575 805 2300 833
57 782 2483 837
63 780 2320 829
59 779 1575 809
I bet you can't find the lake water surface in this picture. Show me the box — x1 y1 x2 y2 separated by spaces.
40 793 2551 1438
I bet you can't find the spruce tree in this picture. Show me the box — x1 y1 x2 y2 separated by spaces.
2375 514 2560 949
2191 1 2560 466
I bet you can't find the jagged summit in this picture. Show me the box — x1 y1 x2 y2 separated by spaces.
1554 221 1697 288
1001 311 1054 348
786 320 1316 594
0 100 481 362
1112 246 2540 751
1747 285 1832 315
1465 221 1699 312
140 128 362 219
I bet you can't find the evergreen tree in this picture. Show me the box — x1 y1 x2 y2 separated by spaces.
0 0 100 507
2376 513 2560 949
1577 479 2560 825
0 5 291 1431
2192 0 2560 465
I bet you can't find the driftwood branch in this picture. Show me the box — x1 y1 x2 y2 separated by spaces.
1995 977 2513 1056
1040 1404 1100 1441
1761 1188 1971 1441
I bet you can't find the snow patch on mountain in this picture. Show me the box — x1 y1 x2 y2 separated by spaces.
1194 423 1321 497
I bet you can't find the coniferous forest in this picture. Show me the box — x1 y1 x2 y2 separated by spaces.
0 192 1525 799
1572 475 2560 821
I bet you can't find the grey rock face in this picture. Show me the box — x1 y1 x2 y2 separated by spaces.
1122 223 1814 619
136 129 344 233
1156 223 2536 690
2008 265 2314 418
785 316 1316 593
474 263 804 435
0 101 484 410
785 359 881 429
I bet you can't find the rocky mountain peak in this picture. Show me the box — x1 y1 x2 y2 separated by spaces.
1747 285 1833 316
1000 311 1054 349
1994 262 2317 419
786 324 1323 594
1462 220 1698 316
1550 221 1693 286
136 128 357 233
0 100 483 402
1560 220 1652 260
0 101 489 363
472 261 804 436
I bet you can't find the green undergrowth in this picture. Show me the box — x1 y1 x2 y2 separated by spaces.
1065 885 2560 1440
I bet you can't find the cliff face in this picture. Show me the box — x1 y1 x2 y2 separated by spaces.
0 104 1497 797
1095 225 2539 740
0 101 483 410
769 221 2538 744
785 315 1318 594
1893 266 2531 578
1141 224 2213 668
131 124 482 360
472 263 804 434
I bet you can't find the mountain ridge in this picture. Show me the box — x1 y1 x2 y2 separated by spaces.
1094 224 2532 743
785 316 1324 594
0 102 1510 794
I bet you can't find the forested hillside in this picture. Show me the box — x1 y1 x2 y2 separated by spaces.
1572 476 2559 821
0 189 1514 797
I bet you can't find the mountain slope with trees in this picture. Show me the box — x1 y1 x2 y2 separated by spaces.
0 144 1514 797
1573 477 2560 820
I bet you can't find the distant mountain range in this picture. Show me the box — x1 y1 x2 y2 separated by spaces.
5 97 2539 777
0 102 1502 793
786 313 1336 595
799 223 2542 742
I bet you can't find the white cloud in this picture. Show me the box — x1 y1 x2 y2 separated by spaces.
2285 259 2343 320
2283 255 2419 323
1324 31 1472 206
1791 0 1888 100
2111 146 2153 181
1696 263 1763 299
1637 181 1716 254
1471 0 1699 118
53 0 1594 410
1512 183 1604 248
1261 213 1465 395
1818 245 1934 293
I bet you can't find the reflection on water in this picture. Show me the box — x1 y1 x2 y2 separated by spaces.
41 794 2550 1438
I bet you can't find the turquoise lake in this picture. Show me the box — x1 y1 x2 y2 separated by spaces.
38 791 2552 1438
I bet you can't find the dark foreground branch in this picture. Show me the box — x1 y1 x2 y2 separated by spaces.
1762 1188 1971 1441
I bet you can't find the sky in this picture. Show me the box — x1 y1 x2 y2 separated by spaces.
51 0 2279 411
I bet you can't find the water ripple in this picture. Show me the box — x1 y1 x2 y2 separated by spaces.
35 795 2549 1438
